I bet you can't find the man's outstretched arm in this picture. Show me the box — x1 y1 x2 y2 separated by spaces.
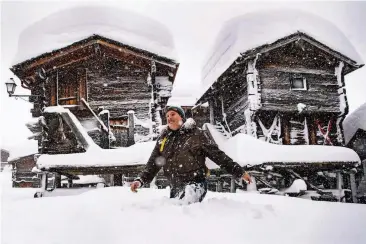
200 131 250 181
132 141 162 191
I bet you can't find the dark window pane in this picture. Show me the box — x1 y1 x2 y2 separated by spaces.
292 78 305 89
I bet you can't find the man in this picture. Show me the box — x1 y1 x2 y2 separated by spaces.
130 105 251 203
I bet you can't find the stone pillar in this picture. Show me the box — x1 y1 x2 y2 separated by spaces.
230 175 236 193
217 179 223 192
127 111 135 146
99 110 110 149
109 174 114 187
54 173 61 188
349 172 358 203
337 172 343 202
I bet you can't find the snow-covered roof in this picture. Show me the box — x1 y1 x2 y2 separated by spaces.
167 96 197 107
61 175 105 185
201 9 364 96
204 124 360 168
343 103 366 144
7 140 38 162
37 141 155 169
12 5 177 65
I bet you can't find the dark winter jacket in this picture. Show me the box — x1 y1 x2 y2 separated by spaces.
137 119 244 187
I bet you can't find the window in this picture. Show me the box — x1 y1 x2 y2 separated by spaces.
291 77 307 90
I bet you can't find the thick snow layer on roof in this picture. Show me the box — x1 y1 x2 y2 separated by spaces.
37 141 155 169
12 6 177 65
343 102 366 144
61 175 105 185
167 96 197 107
204 124 360 167
201 10 364 94
7 140 38 161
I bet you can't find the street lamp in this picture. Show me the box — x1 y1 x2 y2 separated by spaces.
5 78 41 99
5 78 17 96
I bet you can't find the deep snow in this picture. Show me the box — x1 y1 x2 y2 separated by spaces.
1 168 366 244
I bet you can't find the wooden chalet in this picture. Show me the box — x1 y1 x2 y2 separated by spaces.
11 34 179 151
8 154 41 188
197 16 364 147
194 12 365 202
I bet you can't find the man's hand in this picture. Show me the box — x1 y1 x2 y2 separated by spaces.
130 181 141 193
242 172 252 184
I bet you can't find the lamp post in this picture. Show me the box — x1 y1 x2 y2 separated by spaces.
5 77 46 154
5 78 41 99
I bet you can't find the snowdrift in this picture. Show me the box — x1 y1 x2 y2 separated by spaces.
2 170 366 244
13 5 177 65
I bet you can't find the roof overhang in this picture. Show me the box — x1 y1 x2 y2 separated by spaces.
11 35 179 89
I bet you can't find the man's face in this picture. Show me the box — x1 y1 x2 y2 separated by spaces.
166 110 183 131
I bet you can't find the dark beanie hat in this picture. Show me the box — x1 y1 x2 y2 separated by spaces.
166 105 186 121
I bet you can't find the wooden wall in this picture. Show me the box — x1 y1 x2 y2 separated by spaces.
257 40 341 114
259 68 340 113
38 55 174 148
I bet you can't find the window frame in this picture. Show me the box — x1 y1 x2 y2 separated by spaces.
290 76 307 91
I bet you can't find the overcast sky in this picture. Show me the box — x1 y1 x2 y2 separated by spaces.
1 0 365 149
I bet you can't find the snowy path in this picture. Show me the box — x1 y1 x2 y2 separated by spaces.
2 170 366 244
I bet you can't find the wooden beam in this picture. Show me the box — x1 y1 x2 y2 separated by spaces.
20 47 96 82
262 66 334 76
29 40 97 70
97 40 176 68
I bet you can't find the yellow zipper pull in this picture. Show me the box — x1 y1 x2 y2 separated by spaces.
160 137 167 152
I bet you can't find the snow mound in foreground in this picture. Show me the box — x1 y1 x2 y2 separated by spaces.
2 178 366 244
